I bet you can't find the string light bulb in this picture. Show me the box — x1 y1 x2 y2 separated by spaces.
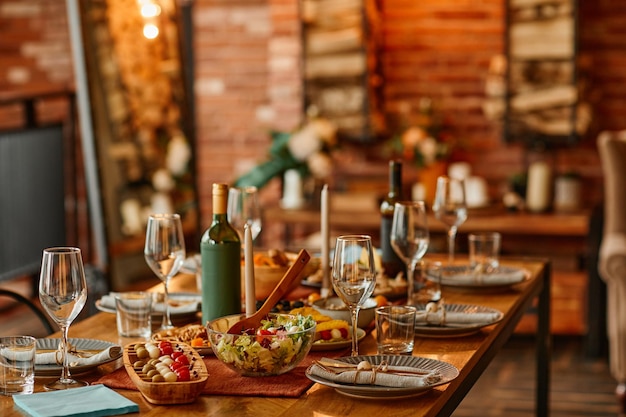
137 0 161 39
143 23 159 39
140 3 161 18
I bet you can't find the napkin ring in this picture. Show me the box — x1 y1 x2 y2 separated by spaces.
54 341 83 365
425 301 446 326
352 360 389 385
55 349 63 365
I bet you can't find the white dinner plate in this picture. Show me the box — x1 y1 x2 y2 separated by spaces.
95 292 201 317
430 265 529 290
311 328 366 351
306 355 459 399
35 338 122 376
412 303 504 338
300 277 322 288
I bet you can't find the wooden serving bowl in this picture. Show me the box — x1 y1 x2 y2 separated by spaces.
123 342 208 404
241 252 321 300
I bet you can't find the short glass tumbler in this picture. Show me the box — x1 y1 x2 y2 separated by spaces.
115 292 153 339
410 260 443 305
469 232 501 274
0 336 36 396
375 305 416 355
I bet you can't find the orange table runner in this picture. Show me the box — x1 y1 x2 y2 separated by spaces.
95 348 349 398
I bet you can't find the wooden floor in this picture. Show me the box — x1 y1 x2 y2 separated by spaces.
0 294 619 416
455 335 620 417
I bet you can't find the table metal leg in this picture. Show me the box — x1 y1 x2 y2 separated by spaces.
536 261 552 417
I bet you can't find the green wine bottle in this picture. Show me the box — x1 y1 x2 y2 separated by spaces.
380 160 406 278
201 183 242 324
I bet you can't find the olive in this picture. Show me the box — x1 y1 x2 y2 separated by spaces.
292 300 305 308
146 369 159 378
151 374 165 383
133 360 145 368
135 347 149 359
142 363 155 374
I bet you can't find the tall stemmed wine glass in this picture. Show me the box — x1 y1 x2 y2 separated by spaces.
39 247 88 390
144 213 186 330
332 235 377 356
390 201 430 303
432 176 468 264
227 186 262 242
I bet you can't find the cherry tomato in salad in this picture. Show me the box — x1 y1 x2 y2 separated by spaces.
255 328 273 344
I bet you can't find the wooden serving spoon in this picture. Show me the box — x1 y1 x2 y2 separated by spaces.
227 249 311 334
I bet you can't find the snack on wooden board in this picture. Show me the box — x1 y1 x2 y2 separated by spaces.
123 341 208 404
315 319 350 342
289 306 332 323
152 324 209 349
251 249 290 267
374 273 408 298
289 305 350 343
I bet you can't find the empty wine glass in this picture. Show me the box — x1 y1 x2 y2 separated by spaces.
432 176 468 264
227 186 262 242
332 235 377 356
144 213 186 330
39 247 88 390
390 201 430 303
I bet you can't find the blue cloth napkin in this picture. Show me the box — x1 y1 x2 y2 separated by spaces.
13 385 139 417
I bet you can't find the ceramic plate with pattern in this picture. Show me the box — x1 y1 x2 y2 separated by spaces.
306 354 458 399
412 303 503 337
35 338 122 376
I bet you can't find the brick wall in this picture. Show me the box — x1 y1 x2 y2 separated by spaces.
193 0 303 233
1 0 625 249
190 0 619 229
0 1 73 127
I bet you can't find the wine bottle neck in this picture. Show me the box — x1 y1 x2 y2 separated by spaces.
212 213 228 223
212 183 229 215
388 161 403 198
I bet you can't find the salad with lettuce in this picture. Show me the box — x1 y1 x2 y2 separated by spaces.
210 314 316 376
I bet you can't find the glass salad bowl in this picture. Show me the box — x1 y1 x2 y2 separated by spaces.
206 313 316 377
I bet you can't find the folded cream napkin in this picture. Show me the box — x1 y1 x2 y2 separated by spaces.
13 384 139 417
99 293 199 315
309 359 441 388
415 310 501 326
441 267 526 286
36 345 121 366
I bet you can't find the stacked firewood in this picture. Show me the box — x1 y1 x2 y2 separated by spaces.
507 0 591 138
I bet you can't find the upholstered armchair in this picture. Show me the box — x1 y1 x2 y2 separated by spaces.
598 130 626 413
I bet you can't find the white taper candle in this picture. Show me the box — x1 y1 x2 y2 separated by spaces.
244 223 256 316
321 184 330 297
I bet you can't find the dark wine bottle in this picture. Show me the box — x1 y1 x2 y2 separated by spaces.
380 160 405 278
201 183 242 324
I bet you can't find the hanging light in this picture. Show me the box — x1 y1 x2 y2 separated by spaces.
143 23 159 39
137 0 161 39
140 2 161 19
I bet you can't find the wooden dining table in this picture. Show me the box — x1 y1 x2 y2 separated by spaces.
1 257 551 417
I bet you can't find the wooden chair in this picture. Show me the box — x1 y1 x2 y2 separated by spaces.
597 130 626 414
0 289 54 336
